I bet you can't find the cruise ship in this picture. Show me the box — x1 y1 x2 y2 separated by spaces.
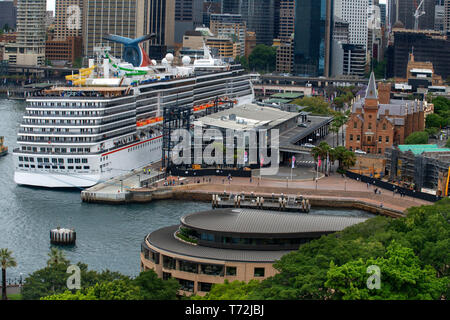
13 42 254 188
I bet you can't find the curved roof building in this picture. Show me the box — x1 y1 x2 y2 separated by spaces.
141 208 368 296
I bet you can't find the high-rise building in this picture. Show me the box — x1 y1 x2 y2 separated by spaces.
435 4 445 31
210 14 246 57
138 0 175 51
202 0 221 27
389 28 450 79
334 0 368 47
276 0 295 73
396 0 435 30
222 0 275 46
0 1 17 30
83 0 139 58
293 0 333 77
55 0 83 40
4 0 46 66
333 16 350 43
174 0 203 44
444 0 450 33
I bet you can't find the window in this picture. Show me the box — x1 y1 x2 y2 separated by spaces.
386 136 389 143
226 266 237 276
254 268 265 277
350 134 353 141
368 123 372 129
379 136 382 142
67 159 74 163
383 124 386 130
354 122 357 128
200 264 224 276
368 136 371 142
357 135 360 141
179 260 198 274
378 148 382 154
162 272 171 280
198 282 213 292
177 279 194 292
163 256 176 270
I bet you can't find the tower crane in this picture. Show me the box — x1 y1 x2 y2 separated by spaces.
414 0 426 30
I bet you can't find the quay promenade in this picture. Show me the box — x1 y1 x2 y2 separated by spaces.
81 169 431 216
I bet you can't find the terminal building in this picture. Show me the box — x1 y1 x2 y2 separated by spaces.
140 208 368 296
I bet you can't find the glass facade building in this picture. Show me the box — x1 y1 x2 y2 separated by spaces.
293 0 332 77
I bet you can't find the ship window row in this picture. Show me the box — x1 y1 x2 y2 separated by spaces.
24 113 135 126
19 156 88 164
18 128 135 143
20 146 91 154
21 121 135 135
30 101 106 108
127 138 162 153
19 164 90 171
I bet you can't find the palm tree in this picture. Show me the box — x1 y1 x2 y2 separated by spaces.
342 150 356 170
47 248 69 267
311 142 332 173
1 248 17 300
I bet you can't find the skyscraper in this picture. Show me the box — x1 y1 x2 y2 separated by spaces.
222 0 275 46
276 0 295 73
55 0 83 40
83 0 140 58
396 0 435 30
174 0 203 44
334 0 368 47
293 0 333 77
444 0 450 33
4 0 46 66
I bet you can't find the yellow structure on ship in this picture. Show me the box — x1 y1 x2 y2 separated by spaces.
65 65 96 85
0 136 8 157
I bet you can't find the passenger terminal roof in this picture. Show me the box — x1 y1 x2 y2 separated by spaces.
194 104 299 131
181 208 368 236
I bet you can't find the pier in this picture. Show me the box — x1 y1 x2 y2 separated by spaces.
211 193 311 212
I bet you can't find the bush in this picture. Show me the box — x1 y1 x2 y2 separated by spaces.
404 131 429 145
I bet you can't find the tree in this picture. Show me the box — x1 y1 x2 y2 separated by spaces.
1 248 17 300
47 247 69 267
293 96 333 115
234 56 249 70
191 280 261 300
333 146 356 171
248 44 277 73
42 280 141 300
132 270 179 300
426 113 445 129
404 131 429 145
311 142 333 173
325 242 447 300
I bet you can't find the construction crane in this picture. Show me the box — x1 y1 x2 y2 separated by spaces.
414 0 426 30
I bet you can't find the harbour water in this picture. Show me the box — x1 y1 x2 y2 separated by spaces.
0 98 373 279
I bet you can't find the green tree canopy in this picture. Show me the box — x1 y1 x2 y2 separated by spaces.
426 113 445 129
293 96 333 115
133 269 179 300
248 45 277 73
192 280 261 300
404 131 429 145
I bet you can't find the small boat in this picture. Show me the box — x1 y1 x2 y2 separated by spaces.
0 136 8 157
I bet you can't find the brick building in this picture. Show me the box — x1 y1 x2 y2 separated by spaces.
346 72 428 155
46 36 83 64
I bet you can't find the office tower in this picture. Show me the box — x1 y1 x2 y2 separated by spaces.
379 2 386 26
222 0 275 46
221 0 240 14
202 0 222 27
174 0 203 44
293 0 333 77
4 0 46 66
334 0 368 47
0 1 17 30
138 0 175 52
274 0 281 39
445 0 450 33
435 4 445 31
396 0 435 30
276 0 295 73
55 0 83 40
333 17 350 43
210 14 246 57
390 29 450 79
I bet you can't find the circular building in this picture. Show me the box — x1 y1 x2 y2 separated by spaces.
141 208 368 296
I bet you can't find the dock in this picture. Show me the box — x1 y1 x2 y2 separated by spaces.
81 166 166 203
211 193 311 212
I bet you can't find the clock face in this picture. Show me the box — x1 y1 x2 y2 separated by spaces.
123 47 140 67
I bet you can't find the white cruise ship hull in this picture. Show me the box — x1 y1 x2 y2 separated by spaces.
14 135 163 188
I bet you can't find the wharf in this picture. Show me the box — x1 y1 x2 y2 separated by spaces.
81 166 166 203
